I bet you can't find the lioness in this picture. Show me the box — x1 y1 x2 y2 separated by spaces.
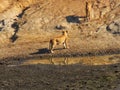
49 30 69 53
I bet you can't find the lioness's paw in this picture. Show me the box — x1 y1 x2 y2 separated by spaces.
50 51 54 53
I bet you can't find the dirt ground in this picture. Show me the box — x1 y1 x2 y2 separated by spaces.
0 0 120 89
0 30 120 90
0 56 120 90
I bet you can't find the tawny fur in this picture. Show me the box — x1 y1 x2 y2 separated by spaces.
49 30 69 53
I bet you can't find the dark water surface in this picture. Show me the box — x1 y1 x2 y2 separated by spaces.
8 54 119 66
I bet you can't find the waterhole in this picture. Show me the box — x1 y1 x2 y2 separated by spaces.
7 54 120 67
18 54 120 66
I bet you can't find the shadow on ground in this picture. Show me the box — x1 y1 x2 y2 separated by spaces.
30 48 66 55
30 48 49 55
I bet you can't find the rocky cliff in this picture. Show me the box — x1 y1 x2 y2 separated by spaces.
0 0 120 46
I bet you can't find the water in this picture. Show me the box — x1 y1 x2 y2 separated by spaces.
6 54 120 90
20 54 120 66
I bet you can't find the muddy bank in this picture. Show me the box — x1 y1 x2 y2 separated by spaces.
0 41 120 90
0 49 120 90
0 59 120 90
0 46 120 63
0 38 120 90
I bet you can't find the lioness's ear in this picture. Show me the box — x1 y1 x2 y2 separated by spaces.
62 31 64 33
66 30 68 33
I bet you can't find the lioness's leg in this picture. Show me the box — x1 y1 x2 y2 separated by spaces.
50 45 54 53
63 39 69 49
63 42 67 49
50 40 56 53
49 40 54 53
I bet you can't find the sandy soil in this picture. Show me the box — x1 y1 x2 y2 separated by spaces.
0 30 120 90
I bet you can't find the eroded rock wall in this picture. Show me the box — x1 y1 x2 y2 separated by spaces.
0 0 119 45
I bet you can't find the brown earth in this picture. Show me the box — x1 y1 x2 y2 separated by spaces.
0 28 120 90
0 55 120 90
0 0 120 90
1 63 120 90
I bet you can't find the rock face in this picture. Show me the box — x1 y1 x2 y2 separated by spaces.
0 0 120 45
0 0 38 19
86 0 111 20
107 18 120 34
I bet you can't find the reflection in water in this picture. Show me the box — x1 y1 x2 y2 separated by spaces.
21 54 120 66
